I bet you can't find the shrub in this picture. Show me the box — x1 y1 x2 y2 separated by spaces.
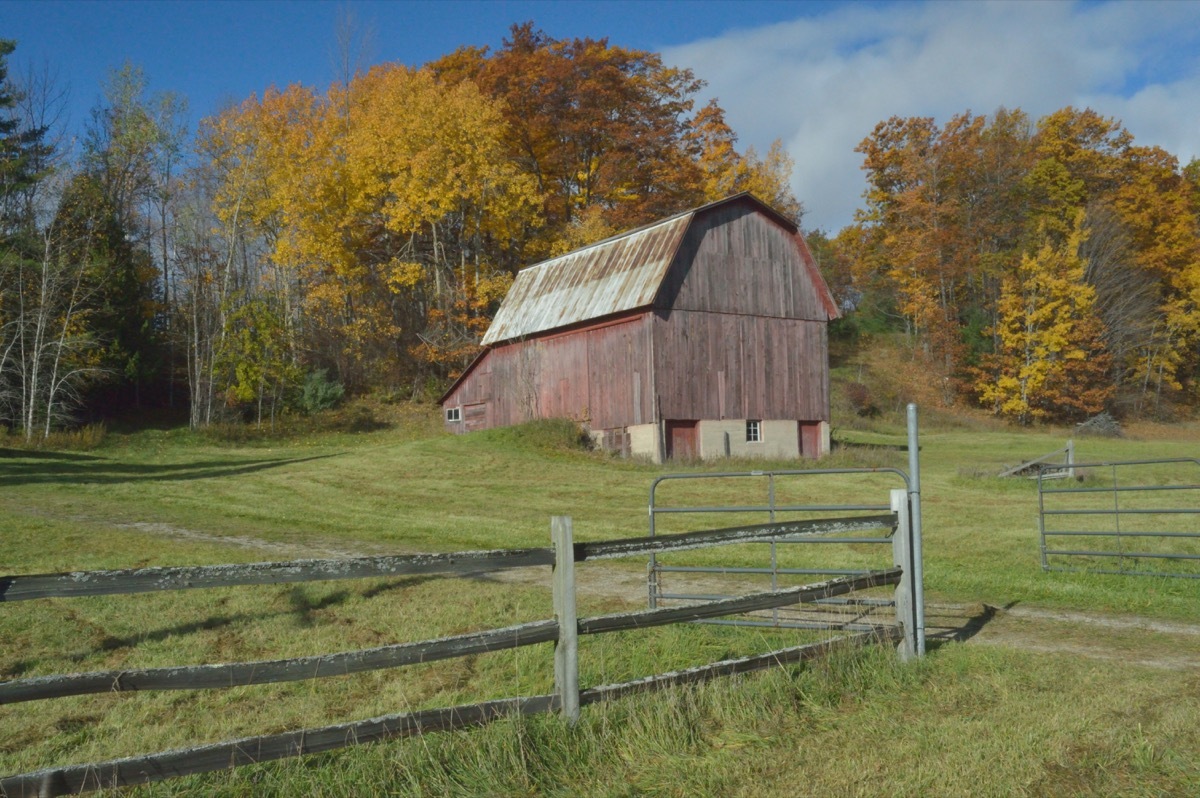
845 382 879 417
299 370 345 414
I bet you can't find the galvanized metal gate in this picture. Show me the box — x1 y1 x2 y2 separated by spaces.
1038 458 1200 579
647 406 926 655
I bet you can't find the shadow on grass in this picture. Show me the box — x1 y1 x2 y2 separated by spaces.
0 452 345 487
3 612 260 677
925 601 1018 649
361 575 443 599
0 448 107 462
3 575 443 676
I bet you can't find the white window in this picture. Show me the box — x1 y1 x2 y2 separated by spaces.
746 420 761 443
446 407 462 422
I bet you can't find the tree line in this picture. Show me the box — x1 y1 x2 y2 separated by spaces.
0 25 796 438
821 107 1199 423
2 27 1197 440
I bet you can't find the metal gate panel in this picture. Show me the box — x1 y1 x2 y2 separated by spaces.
647 468 911 635
1039 458 1200 578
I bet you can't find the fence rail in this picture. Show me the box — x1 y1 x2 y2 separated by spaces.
0 549 558 602
1 629 896 798
2 498 918 797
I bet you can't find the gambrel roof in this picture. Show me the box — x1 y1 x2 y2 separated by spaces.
481 193 835 346
441 194 837 406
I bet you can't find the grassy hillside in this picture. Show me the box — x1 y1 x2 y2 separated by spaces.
1 399 1198 796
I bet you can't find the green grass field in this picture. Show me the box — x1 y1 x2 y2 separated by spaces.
1 404 1198 796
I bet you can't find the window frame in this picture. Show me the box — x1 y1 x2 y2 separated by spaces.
746 419 762 443
445 406 462 423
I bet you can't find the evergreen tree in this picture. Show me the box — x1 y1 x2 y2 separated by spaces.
0 40 50 238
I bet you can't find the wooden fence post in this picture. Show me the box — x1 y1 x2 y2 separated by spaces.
551 516 580 723
891 489 917 661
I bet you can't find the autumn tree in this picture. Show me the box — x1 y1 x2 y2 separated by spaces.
214 294 298 428
172 167 262 428
690 99 801 222
1028 110 1200 412
979 216 1112 423
1107 145 1200 411
851 104 1199 420
854 114 974 400
431 23 788 259
196 65 539 393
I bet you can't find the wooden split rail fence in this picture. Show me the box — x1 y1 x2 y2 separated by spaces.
0 492 917 797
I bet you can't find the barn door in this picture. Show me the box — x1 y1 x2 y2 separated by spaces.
799 421 821 458
665 420 698 460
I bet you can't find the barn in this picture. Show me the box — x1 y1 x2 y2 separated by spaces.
440 193 839 461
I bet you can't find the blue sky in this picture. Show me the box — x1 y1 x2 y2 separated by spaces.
3 1 841 120
3 0 1199 232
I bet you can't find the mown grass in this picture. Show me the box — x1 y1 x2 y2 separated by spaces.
1 403 1198 795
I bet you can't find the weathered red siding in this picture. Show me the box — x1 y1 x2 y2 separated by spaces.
442 194 836 451
443 314 653 431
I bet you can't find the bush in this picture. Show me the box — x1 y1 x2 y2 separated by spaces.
845 382 879 417
2 422 108 451
299 369 345 414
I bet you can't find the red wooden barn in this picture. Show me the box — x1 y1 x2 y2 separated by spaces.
440 194 839 461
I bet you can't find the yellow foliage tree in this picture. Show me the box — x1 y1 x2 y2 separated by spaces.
197 66 540 387
1109 145 1200 408
979 217 1112 423
690 100 802 222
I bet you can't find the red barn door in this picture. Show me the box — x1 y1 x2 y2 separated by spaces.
666 420 698 460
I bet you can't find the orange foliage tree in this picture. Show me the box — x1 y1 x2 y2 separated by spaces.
430 23 800 258
194 26 804 397
848 104 1199 420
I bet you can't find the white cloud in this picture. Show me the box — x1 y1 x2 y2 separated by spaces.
663 0 1200 233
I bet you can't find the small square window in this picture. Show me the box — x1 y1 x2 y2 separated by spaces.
746 420 761 443
446 407 462 422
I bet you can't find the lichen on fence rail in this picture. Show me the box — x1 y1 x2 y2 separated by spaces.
0 548 558 602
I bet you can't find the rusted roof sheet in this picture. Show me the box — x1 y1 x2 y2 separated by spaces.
481 212 694 345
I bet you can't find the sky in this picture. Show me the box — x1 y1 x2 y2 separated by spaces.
3 0 1199 233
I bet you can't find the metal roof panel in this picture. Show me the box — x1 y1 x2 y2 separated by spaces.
481 212 693 345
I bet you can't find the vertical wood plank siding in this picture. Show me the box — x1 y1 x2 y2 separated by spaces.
653 312 829 422
651 204 832 423
444 315 654 431
658 203 831 322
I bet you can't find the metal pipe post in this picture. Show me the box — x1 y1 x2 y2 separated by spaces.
906 404 926 656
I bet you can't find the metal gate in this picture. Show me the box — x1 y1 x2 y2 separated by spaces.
647 406 926 655
1038 458 1200 579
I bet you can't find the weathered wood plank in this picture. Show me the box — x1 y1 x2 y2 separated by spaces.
577 569 900 636
3 570 900 704
0 548 556 602
1 609 902 796
577 515 895 561
580 629 899 706
551 517 580 723
0 620 558 705
0 694 559 798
